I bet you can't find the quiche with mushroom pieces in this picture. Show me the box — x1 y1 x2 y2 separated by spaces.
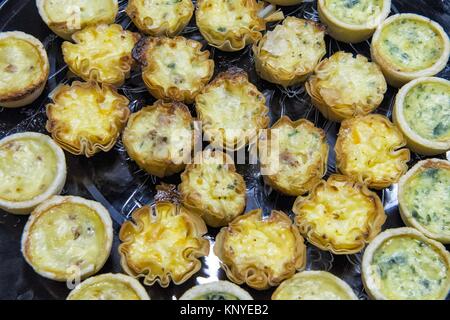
398 159 450 244
195 68 270 151
36 0 118 40
126 0 194 36
179 149 246 228
272 271 358 300
67 273 150 300
214 209 306 290
317 0 391 43
179 280 253 300
306 51 387 122
0 132 66 215
135 36 214 104
21 195 113 281
253 17 326 87
119 202 210 287
371 13 450 87
258 116 328 196
0 31 49 108
123 100 195 178
335 114 410 189
293 174 386 254
393 77 450 155
62 24 140 86
362 227 450 300
46 81 130 157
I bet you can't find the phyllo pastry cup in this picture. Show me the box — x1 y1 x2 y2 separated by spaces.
179 280 253 300
317 0 391 43
393 77 450 155
126 0 194 36
214 209 307 290
362 227 450 300
67 273 150 300
123 100 195 178
0 31 49 108
0 132 66 215
119 202 210 287
134 36 214 104
305 51 387 122
293 174 386 255
21 195 113 281
398 159 450 244
62 24 140 86
253 17 326 87
272 271 358 300
179 149 246 228
195 68 270 151
36 0 118 40
371 13 450 87
259 116 328 196
335 114 410 189
46 81 130 157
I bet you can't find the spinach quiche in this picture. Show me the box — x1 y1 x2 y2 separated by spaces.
179 281 253 300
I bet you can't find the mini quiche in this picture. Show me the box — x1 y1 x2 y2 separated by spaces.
67 273 150 300
21 195 113 281
398 159 450 244
0 31 49 108
253 17 326 87
317 0 391 43
62 24 140 86
135 36 214 104
179 149 246 228
0 132 66 215
362 227 450 300
335 114 410 189
272 271 358 300
293 175 386 255
195 68 270 151
258 116 328 196
46 81 130 157
36 0 118 40
119 202 209 287
126 0 194 37
305 51 387 122
393 77 450 155
123 100 195 178
371 13 450 88
214 209 306 290
179 280 253 300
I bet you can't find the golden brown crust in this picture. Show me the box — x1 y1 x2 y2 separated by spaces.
118 202 209 287
46 81 130 157
214 209 307 290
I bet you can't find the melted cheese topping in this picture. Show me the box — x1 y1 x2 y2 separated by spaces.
259 18 325 74
262 121 326 194
194 292 239 300
223 213 298 277
69 279 141 300
26 203 108 277
123 208 203 279
0 38 45 96
296 177 378 248
403 81 450 141
338 116 406 185
142 39 211 93
62 25 138 84
48 83 128 148
180 152 245 221
43 0 117 27
324 0 383 25
370 236 449 299
379 18 445 72
0 138 57 202
403 167 450 238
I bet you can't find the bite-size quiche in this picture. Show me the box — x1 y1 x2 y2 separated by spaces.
179 280 253 300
